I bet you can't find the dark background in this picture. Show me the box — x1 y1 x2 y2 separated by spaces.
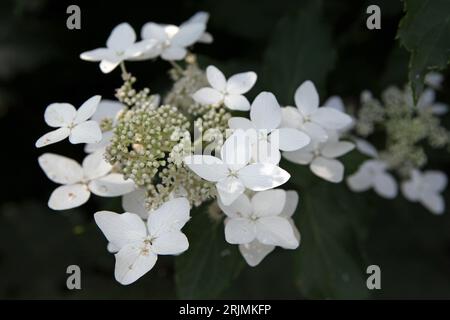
0 0 449 299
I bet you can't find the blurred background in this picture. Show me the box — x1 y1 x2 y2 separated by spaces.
1 0 450 299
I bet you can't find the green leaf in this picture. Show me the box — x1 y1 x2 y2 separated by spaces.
261 2 336 104
175 206 244 299
398 0 450 100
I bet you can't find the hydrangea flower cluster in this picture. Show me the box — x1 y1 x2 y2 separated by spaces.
35 12 449 285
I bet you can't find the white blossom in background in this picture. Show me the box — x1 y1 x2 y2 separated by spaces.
281 81 353 143
347 160 398 199
94 197 190 285
180 11 213 43
80 23 157 73
184 131 290 205
85 99 125 153
353 138 379 158
139 19 205 61
218 190 300 266
36 95 102 148
415 88 448 115
38 150 135 210
401 170 447 214
193 65 257 111
283 132 355 183
425 72 444 90
228 92 310 164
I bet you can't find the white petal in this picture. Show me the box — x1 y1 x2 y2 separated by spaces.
310 157 344 183
417 88 435 109
35 127 71 148
373 172 398 199
221 131 252 171
44 103 76 127
401 180 419 201
183 155 228 182
216 177 245 205
206 65 226 91
151 231 189 255
82 149 112 180
239 241 275 267
420 193 445 215
302 121 328 143
161 45 187 60
226 71 257 94
280 190 299 218
284 218 301 249
80 48 111 62
69 121 102 144
238 163 290 191
114 244 157 285
224 218 256 244
255 216 299 248
431 103 448 115
321 141 355 158
347 169 373 192
224 94 250 111
324 96 345 112
172 23 205 46
423 171 448 192
282 149 314 165
107 23 136 51
281 106 303 129
251 140 281 165
141 22 168 41
90 100 124 123
100 59 121 73
122 189 149 219
74 95 101 124
217 194 252 218
85 131 113 153
183 11 209 25
147 197 190 236
89 173 136 197
355 138 379 158
48 184 90 210
38 153 83 184
295 80 319 116
251 189 286 217
311 107 353 130
228 117 254 131
94 211 147 249
250 92 281 130
192 88 223 105
107 243 119 253
270 128 310 151
125 39 157 58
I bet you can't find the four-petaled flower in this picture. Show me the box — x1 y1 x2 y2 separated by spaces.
38 150 135 210
94 197 190 285
193 65 257 111
36 95 103 148
218 189 300 266
401 169 447 214
184 131 290 205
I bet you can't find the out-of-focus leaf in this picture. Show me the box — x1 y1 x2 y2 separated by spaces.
398 0 450 100
175 204 244 299
261 2 336 104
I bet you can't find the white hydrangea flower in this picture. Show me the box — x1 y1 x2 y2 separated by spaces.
38 150 135 210
281 81 353 142
85 99 125 153
180 11 213 43
229 92 310 164
193 65 257 111
184 131 290 205
80 23 156 73
94 197 190 285
283 133 355 183
416 88 448 115
347 159 398 199
218 190 300 267
401 169 447 215
36 96 102 148
139 19 205 61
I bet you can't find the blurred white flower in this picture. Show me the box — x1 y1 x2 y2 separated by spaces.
38 150 135 210
347 159 397 199
80 23 156 73
425 72 444 90
229 92 310 164
283 133 355 183
402 169 447 214
94 197 190 285
184 131 290 205
36 95 102 148
281 81 353 143
354 138 379 158
416 88 448 115
218 190 300 266
193 65 257 111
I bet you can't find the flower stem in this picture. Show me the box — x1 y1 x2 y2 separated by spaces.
120 62 130 80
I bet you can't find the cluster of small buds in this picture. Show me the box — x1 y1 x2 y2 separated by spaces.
355 93 385 136
115 73 159 109
105 104 190 187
